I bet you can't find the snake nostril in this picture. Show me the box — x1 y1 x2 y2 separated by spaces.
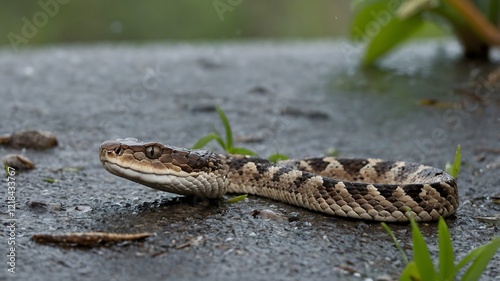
114 147 122 155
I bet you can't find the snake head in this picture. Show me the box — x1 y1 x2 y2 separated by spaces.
99 138 228 198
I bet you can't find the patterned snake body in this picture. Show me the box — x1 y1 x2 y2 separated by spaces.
99 138 458 222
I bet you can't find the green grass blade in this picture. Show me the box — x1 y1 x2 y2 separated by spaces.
400 261 420 281
461 237 500 281
409 215 437 280
381 222 409 264
209 125 226 150
215 106 233 150
453 245 485 276
267 153 289 163
229 147 257 156
227 194 248 203
43 177 58 183
445 144 461 178
325 147 340 157
192 133 225 149
438 217 455 281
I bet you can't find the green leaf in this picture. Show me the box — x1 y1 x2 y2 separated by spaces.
210 125 227 150
438 217 455 281
397 0 439 19
43 177 58 183
488 0 499 24
461 237 500 281
325 147 340 157
267 153 289 163
362 15 424 65
227 194 248 203
351 0 395 41
381 222 409 264
445 145 461 178
350 0 425 64
453 245 485 276
400 262 420 281
215 106 233 150
229 147 258 156
192 133 225 149
409 215 437 280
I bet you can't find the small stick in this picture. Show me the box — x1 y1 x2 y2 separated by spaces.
32 232 154 246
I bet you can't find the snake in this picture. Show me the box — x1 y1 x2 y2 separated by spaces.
99 138 458 222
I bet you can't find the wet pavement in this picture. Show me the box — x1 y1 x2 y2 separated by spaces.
1 40 499 281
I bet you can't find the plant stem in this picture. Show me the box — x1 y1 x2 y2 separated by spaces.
444 0 500 45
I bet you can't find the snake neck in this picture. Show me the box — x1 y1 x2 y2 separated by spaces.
222 155 284 194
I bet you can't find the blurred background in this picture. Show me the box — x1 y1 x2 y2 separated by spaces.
0 0 449 48
0 0 350 46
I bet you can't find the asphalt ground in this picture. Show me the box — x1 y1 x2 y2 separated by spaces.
0 40 499 281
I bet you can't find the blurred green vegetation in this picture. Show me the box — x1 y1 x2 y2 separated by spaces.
351 0 500 65
0 0 354 48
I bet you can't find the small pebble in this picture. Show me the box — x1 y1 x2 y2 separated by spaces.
27 200 64 213
74 205 92 213
251 209 285 221
0 129 57 149
2 154 35 170
287 212 301 222
27 200 50 213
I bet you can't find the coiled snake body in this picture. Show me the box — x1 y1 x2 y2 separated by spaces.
99 138 458 222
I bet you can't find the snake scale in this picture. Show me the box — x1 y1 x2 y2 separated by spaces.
99 138 458 222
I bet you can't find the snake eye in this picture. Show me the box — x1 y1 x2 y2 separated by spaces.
145 145 162 159
114 147 123 155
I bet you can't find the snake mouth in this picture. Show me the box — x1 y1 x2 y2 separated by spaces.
101 160 196 196
100 154 211 197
